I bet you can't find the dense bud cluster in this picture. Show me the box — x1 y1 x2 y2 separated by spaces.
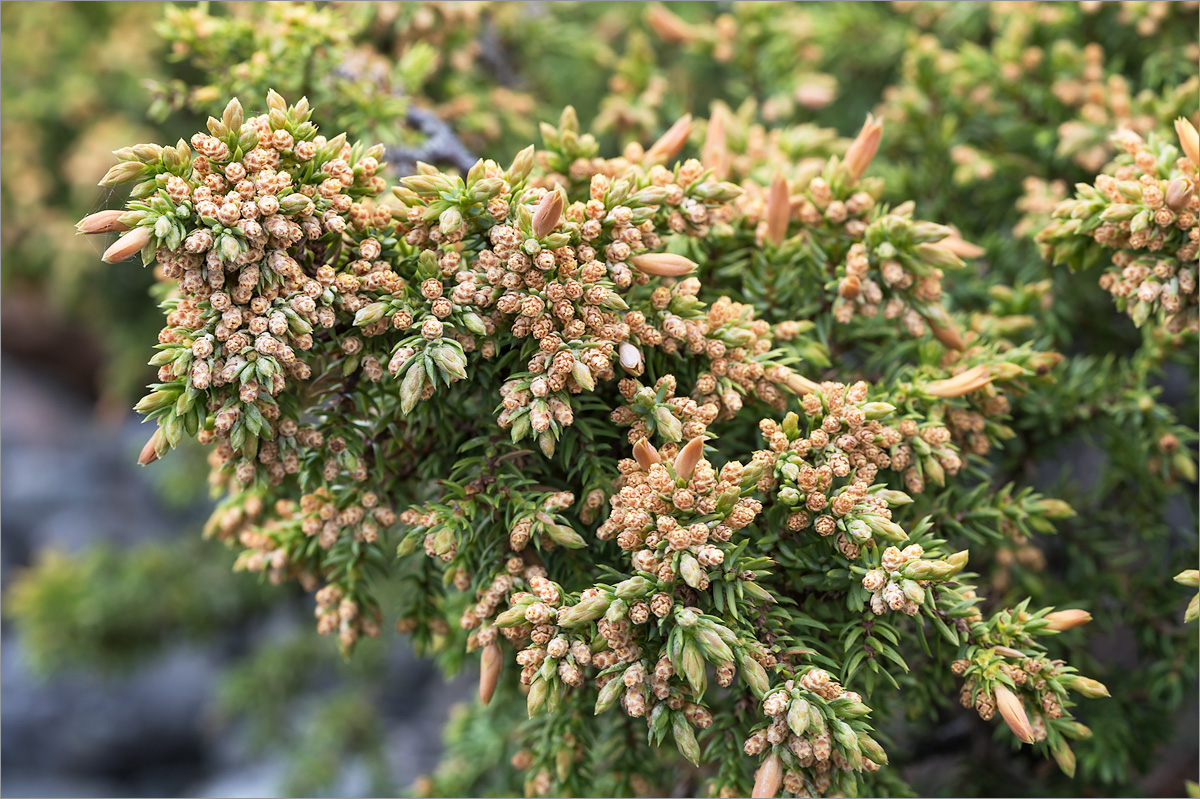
1039 120 1200 333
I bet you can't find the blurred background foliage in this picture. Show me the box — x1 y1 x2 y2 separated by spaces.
1 2 1196 797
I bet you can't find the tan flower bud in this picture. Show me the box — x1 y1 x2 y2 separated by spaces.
926 364 991 397
632 438 661 470
766 173 790 247
1043 609 1092 631
702 106 729 179
76 210 131 235
785 373 819 396
102 226 152 263
940 229 986 259
479 641 503 705
646 114 694 165
993 645 1026 658
618 342 644 375
1165 178 1193 212
752 752 783 799
630 252 698 277
673 436 706 481
1176 117 1199 168
138 428 164 466
532 189 565 238
923 305 966 351
844 114 884 183
994 684 1035 744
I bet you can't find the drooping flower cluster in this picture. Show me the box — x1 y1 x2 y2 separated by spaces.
948 606 1109 777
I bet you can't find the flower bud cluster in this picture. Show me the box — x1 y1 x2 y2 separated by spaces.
311 581 382 650
946 601 1106 772
758 381 964 559
598 437 763 596
725 116 976 350
862 544 963 617
610 375 719 445
85 92 390 487
744 669 887 798
1039 123 1199 333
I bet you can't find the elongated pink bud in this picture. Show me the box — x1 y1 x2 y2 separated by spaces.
766 173 790 246
138 428 163 466
646 114 694 164
76 210 130 235
532 189 564 238
1176 117 1199 168
1043 609 1092 631
102 226 152 264
632 438 661 471
702 107 729 179
645 4 697 44
673 436 706 481
630 252 698 277
993 646 1026 658
752 753 783 799
479 641 503 706
844 114 884 183
994 684 1035 744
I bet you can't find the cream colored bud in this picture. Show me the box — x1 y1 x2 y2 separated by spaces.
785 373 819 396
77 210 131 235
1174 570 1199 589
102 226 152 263
1064 675 1110 698
630 252 698 277
618 342 644 375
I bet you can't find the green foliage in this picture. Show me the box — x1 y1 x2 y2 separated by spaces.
4 540 274 672
3 3 1197 798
